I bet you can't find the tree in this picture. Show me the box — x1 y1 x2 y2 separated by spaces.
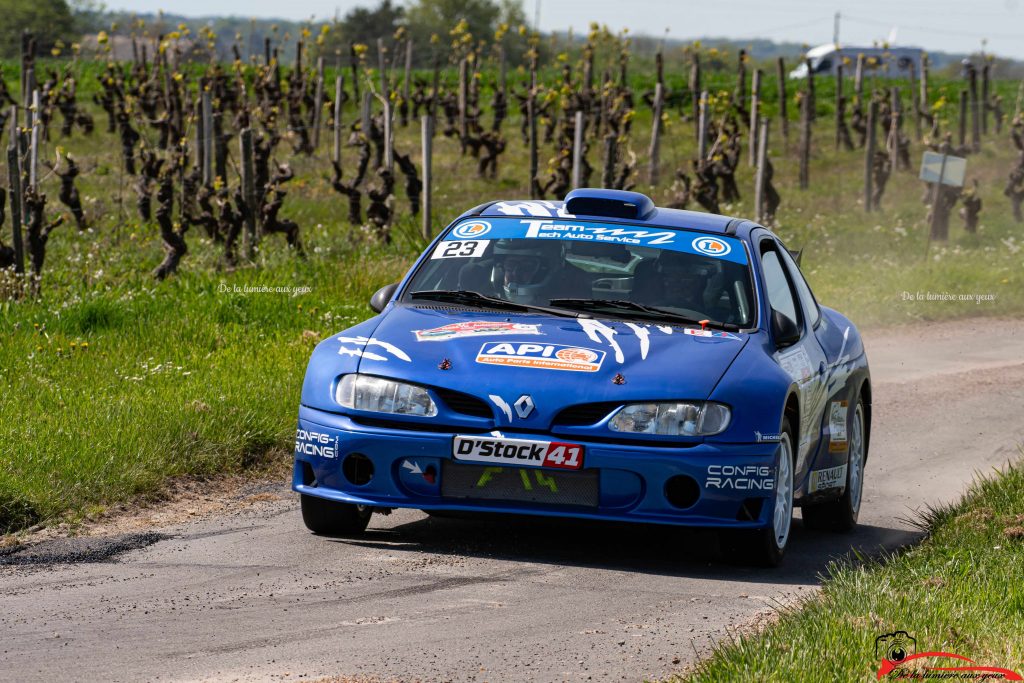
0 0 75 58
317 0 404 60
404 0 528 62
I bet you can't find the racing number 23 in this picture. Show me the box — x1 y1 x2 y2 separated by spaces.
544 444 582 469
433 240 489 259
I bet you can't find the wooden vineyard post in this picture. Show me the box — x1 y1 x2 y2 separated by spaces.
691 54 701 145
805 58 816 121
776 57 788 145
835 64 844 151
239 127 257 259
864 99 877 211
889 87 901 171
402 40 413 127
29 90 39 189
201 90 213 185
377 38 388 102
754 118 770 223
528 92 538 198
920 54 930 117
458 58 468 152
421 115 433 240
736 50 747 107
749 69 761 166
981 62 990 136
7 108 24 274
361 91 372 141
647 83 663 186
572 110 584 189
854 54 865 104
908 62 922 141
798 93 811 189
928 150 950 241
333 75 344 165
968 65 980 152
383 98 394 172
312 57 325 151
958 89 968 148
697 90 708 162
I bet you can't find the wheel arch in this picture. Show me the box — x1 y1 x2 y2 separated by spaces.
859 378 872 462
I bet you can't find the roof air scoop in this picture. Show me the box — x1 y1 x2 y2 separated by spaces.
564 188 656 221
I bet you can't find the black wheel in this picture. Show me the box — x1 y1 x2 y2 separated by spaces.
300 494 372 536
802 397 867 532
721 417 795 567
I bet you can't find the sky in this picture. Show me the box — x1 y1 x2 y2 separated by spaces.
108 0 1024 60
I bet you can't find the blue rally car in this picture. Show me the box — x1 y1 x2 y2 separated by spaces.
294 189 872 566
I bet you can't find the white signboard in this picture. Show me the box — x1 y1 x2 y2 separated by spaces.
919 151 966 187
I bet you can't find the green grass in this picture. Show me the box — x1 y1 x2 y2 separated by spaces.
676 458 1024 682
1 61 1023 532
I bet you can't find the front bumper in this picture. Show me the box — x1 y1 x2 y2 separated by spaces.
293 405 781 529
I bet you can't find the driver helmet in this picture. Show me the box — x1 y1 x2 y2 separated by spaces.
491 239 565 304
654 251 716 307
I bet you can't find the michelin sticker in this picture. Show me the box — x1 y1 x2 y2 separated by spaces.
828 400 849 452
476 342 606 372
809 464 848 492
444 217 748 264
415 321 541 342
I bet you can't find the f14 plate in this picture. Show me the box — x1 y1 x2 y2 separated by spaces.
452 435 585 470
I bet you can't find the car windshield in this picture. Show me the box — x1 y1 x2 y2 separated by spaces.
404 216 755 328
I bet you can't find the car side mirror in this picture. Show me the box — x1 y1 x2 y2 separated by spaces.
369 283 399 313
771 309 801 348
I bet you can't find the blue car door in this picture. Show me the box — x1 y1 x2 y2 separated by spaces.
758 237 829 475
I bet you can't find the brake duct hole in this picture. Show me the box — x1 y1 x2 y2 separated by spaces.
342 453 374 486
664 475 700 509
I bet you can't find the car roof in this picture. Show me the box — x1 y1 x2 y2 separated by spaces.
462 199 760 241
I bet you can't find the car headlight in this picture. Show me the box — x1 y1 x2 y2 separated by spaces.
608 401 731 436
335 374 438 417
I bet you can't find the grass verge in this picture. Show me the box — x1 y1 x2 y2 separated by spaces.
676 456 1024 682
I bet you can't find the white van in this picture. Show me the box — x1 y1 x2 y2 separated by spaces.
789 43 924 78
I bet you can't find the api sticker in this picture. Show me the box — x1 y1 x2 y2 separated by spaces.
476 342 606 372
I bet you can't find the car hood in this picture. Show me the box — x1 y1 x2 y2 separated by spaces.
324 306 750 426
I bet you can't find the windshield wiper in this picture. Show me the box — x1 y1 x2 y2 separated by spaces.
410 290 585 318
548 298 740 331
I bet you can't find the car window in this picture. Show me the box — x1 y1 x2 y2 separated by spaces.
778 246 820 328
403 217 756 327
760 245 800 330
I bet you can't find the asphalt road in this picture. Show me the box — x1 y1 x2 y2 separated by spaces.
3 318 1024 683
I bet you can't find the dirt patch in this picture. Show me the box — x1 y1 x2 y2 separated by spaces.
0 532 166 566
1 458 292 548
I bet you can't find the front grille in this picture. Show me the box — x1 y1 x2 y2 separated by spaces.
434 388 493 418
552 402 621 426
441 461 599 507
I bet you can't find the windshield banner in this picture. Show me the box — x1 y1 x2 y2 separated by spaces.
446 218 748 264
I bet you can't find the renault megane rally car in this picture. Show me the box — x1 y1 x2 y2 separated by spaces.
293 189 872 566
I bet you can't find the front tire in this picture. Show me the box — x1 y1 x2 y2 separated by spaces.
722 417 795 567
802 397 866 532
300 494 372 536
